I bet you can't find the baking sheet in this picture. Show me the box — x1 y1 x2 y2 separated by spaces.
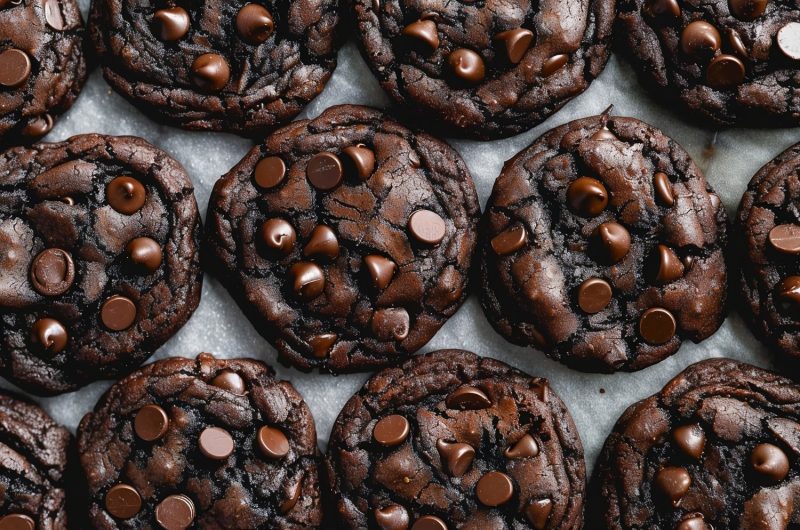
4 0 798 475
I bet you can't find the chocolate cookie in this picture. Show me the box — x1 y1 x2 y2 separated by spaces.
205 105 480 372
591 358 800 529
479 114 727 373
0 391 72 529
350 0 615 139
0 134 202 395
324 349 585 530
618 0 800 126
735 142 800 363
77 353 323 529
0 0 87 145
88 0 339 135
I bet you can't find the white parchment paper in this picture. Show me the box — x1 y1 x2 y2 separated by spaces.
5 0 798 477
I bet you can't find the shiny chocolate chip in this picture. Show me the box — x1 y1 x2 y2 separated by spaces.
491 225 527 255
309 333 337 358
653 172 675 207
567 177 608 217
654 466 691 506
525 499 553 529
101 295 137 331
673 424 706 460
644 0 681 18
236 3 274 45
107 176 146 214
199 427 234 460
373 415 409 447
447 49 485 84
639 307 676 345
707 54 745 89
777 276 800 306
211 370 246 395
591 222 631 264
577 277 612 314
436 440 475 477
402 19 439 52
364 255 396 290
307 152 343 190
475 471 514 507
0 514 35 530
127 237 163 273
504 434 539 459
728 0 768 20
254 156 286 189
342 144 376 180
778 22 800 60
289 262 325 299
0 49 31 88
44 0 67 29
768 224 800 254
261 218 296 255
374 505 409 530
31 317 68 354
680 21 721 59
445 385 491 409
152 7 190 41
191 53 230 92
495 28 534 64
541 54 568 77
751 443 789 482
408 209 446 245
155 494 195 530
649 244 684 285
134 404 169 442
105 484 142 520
30 248 74 296
371 308 410 341
411 516 447 530
258 425 290 459
303 225 339 259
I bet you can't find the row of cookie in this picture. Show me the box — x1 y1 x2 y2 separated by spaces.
2 0 799 145
2 349 796 529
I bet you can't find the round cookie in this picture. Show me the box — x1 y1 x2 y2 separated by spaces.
0 134 202 395
0 391 72 529
617 0 800 126
88 0 340 135
77 353 323 529
324 349 586 529
204 105 480 372
479 114 727 373
350 0 615 139
591 358 800 529
0 0 87 145
736 142 800 363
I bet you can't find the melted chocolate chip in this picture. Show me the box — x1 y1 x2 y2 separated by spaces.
257 425 289 459
402 19 439 52
680 21 721 59
436 440 475 477
105 484 142 519
254 156 286 189
152 7 190 41
134 404 169 442
307 152 343 190
447 49 485 84
577 277 613 314
727 28 748 59
279 477 303 514
191 53 230 92
100 295 137 331
211 370 246 395
342 144 376 180
30 248 75 296
567 176 608 217
371 308 410 341
654 466 691 506
127 237 163 273
475 471 514 507
22 114 53 138
750 443 789 482
289 262 325 299
374 505 410 530
673 424 706 460
495 28 534 64
445 385 491 409
31 317 68 354
373 415 410 447
504 434 539 458
653 172 675 207
236 3 274 45
491 225 527 255
261 218 296 255
155 494 195 530
408 209 446 245
0 49 31 88
639 307 676 345
198 427 234 460
107 176 146 215
303 225 339 259
591 222 631 264
768 224 800 254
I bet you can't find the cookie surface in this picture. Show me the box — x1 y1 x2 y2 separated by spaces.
350 0 615 139
618 0 800 126
480 114 727 373
0 0 87 145
0 391 71 529
78 353 322 529
0 134 202 394
324 349 585 530
736 142 800 363
88 0 339 135
591 358 800 529
205 105 480 372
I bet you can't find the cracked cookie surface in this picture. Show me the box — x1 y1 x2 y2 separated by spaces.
324 349 585 530
88 0 340 135
204 104 480 373
590 358 800 529
78 353 322 529
479 114 727 373
0 134 202 395
0 0 87 145
618 0 800 126
350 0 615 139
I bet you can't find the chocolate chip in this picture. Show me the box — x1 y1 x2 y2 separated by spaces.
728 0 768 20
408 209 446 245
402 19 439 52
21 114 53 138
155 494 195 530
211 370 246 395
261 218 296 255
768 224 800 254
680 21 721 59
303 225 339 259
504 434 539 458
44 0 66 29
639 307 676 345
30 248 74 296
254 156 286 189
445 385 491 409
107 176 146 215
0 514 34 530
495 28 534 64
309 333 337 358
199 427 234 460
653 172 675 207
654 466 691 506
727 28 748 59
307 152 343 190
134 404 169 441
31 317 68 354
279 476 303 514
677 514 709 530
152 7 190 41
591 126 617 141
342 144 376 180
374 504 410 530
525 499 553 529
258 425 290 459
236 3 274 45
289 262 325 299
541 54 568 77
778 276 800 306
101 295 137 331
105 484 142 520
411 516 447 530
650 244 684 284
447 49 485 84
777 22 800 60
127 237 163 273
644 0 680 18
591 222 631 264
371 307 410 341
475 471 514 507
436 440 475 477
567 176 608 217
707 54 745 89
672 424 706 460
491 225 527 255
191 53 230 92
364 255 396 290
750 443 789 482
373 415 409 447
0 49 31 88
577 277 613 314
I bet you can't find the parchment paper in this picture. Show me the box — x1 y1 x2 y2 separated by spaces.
4 0 797 476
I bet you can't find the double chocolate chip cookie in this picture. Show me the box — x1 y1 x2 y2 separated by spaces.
350 0 615 139
205 105 480 372
0 134 202 395
591 358 800 529
736 142 800 363
0 391 72 529
618 0 800 126
480 114 727 373
324 349 586 530
0 0 87 145
78 353 322 529
89 0 340 135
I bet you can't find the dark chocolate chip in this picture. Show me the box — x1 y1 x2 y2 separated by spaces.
411 516 447 530
639 307 676 345
306 152 343 190
31 317 68 354
541 54 568 76
374 505 410 530
402 19 439 52
778 276 800 306
680 21 721 59
650 244 684 284
30 248 74 296
152 7 190 41
303 225 339 259
191 53 230 92
644 0 681 18
309 333 337 358
436 439 475 477
494 28 534 64
107 176 146 215
279 476 303 514
134 404 169 441
0 514 35 530
567 176 608 217
475 471 514 507
728 0 768 20
677 514 709 530
654 466 691 506
127 237 163 273
491 225 527 255
289 262 325 299
445 385 491 409
364 255 396 290
261 218 296 255
727 28 748 59
577 277 613 314
504 434 539 459
257 426 289 459
105 484 142 520
750 443 789 482
371 308 410 341
101 295 137 331
653 172 675 207
525 499 553 529
373 415 409 447
707 54 745 89
591 222 631 264
672 424 706 460
342 144 376 180
211 370 246 395
254 156 286 189
21 114 53 138
447 49 485 84
236 3 274 45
